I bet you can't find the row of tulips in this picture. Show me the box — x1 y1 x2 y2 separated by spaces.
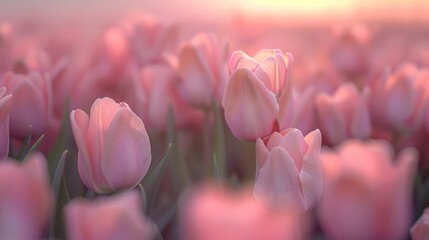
0 12 429 240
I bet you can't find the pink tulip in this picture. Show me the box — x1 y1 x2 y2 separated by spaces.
70 97 151 193
369 63 426 131
103 13 178 66
0 87 12 158
411 208 429 240
329 24 371 77
177 32 229 108
65 190 154 240
222 49 294 141
0 153 52 239
318 139 417 240
316 82 371 145
180 184 300 240
254 128 322 213
0 71 52 138
135 63 203 131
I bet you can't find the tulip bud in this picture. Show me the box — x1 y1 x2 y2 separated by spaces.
70 97 151 193
0 71 52 138
319 139 417 240
316 82 371 145
65 190 155 240
222 49 294 141
254 128 322 213
0 153 52 239
177 32 229 108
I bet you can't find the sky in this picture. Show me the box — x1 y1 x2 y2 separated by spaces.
0 0 427 24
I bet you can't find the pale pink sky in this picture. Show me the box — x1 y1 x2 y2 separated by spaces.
0 0 427 24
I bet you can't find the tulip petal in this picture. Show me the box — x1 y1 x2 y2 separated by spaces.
254 146 304 210
222 68 278 140
255 138 269 180
279 129 308 171
229 51 259 73
300 129 322 210
386 76 414 127
316 93 347 145
178 43 215 107
70 109 97 191
102 108 151 191
351 87 371 139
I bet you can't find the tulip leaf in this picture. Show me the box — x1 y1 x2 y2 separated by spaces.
142 142 172 212
138 184 148 213
213 154 221 181
14 125 32 161
212 97 226 178
49 150 70 240
48 100 71 179
25 134 45 158
167 105 190 194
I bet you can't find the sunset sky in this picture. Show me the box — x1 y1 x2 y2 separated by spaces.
0 0 427 24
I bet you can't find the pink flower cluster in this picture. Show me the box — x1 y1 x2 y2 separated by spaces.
0 12 428 240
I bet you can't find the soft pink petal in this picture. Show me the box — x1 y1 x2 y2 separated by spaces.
102 108 151 192
254 147 304 210
279 129 308 171
316 93 347 145
300 129 323 210
351 87 371 139
222 68 278 140
178 43 215 107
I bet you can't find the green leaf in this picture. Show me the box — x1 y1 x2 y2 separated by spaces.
166 105 190 194
25 134 45 158
212 97 226 178
48 100 71 179
14 125 32 161
138 184 148 214
142 143 172 212
49 150 70 239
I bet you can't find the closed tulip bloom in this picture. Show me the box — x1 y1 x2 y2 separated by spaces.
411 208 429 240
135 63 203 131
180 184 299 240
316 82 371 145
65 190 155 240
223 49 294 141
0 71 52 138
370 63 425 131
0 153 52 239
319 140 417 240
253 128 322 213
70 97 151 193
177 32 229 108
0 87 12 159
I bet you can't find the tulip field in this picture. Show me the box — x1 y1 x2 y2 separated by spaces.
0 1 429 240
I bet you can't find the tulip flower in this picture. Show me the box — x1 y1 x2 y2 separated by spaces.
0 71 52 138
65 190 155 240
222 49 294 141
177 32 229 108
318 139 417 240
70 97 151 193
0 153 52 239
253 128 322 213
329 24 371 77
135 63 203 131
411 208 429 240
316 82 371 145
180 184 300 240
370 63 427 132
0 87 12 159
